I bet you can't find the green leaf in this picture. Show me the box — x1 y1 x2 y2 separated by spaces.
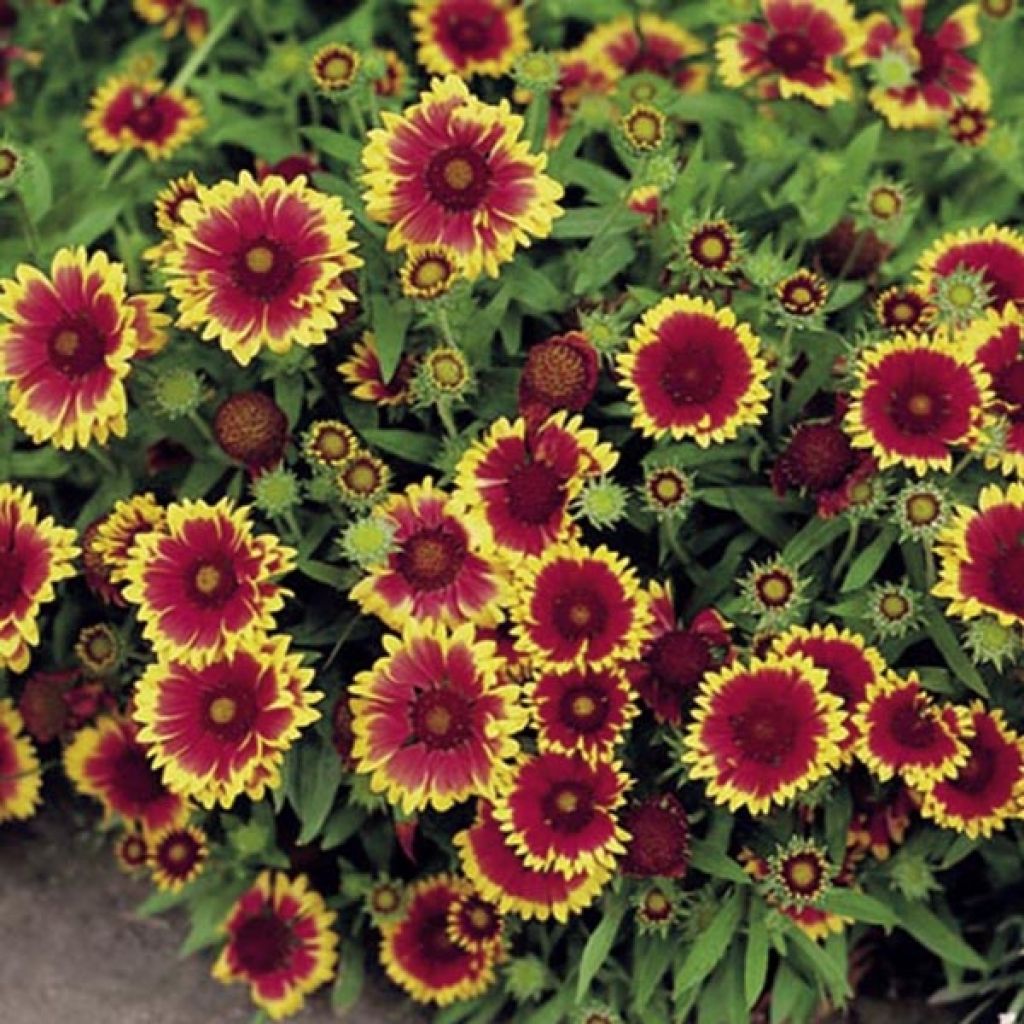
633 936 675 1012
301 126 362 165
296 559 349 589
689 839 751 884
841 526 897 593
330 940 365 1012
674 887 745 993
360 427 440 464
789 928 851 1006
290 738 343 845
699 487 792 547
771 963 813 1024
321 803 366 850
824 785 852 863
892 896 987 971
744 906 771 1009
819 888 897 928
368 294 412 382
572 232 635 295
782 517 846 567
801 122 882 236
576 893 627 1001
922 602 988 696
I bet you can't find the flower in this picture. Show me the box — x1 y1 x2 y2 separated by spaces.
64 715 188 834
400 244 462 300
581 15 706 91
776 268 828 316
874 284 936 331
934 482 1024 627
336 452 391 508
337 332 417 407
121 498 296 668
626 581 732 726
114 830 150 873
128 292 171 358
855 3 988 130
366 879 406 925
92 492 165 585
148 824 208 891
619 792 690 878
617 294 769 446
350 479 507 630
213 872 338 1021
411 0 528 79
917 704 1024 839
716 0 862 107
446 890 504 956
456 801 610 922
212 392 289 473
413 345 473 404
349 620 525 813
0 699 41 822
161 171 362 366
764 837 834 909
361 74 563 279
740 557 807 626
683 655 846 815
0 483 78 673
453 413 615 560
74 623 121 675
84 75 204 160
773 624 886 762
633 884 682 935
0 247 139 448
845 334 990 475
134 635 320 809
512 540 651 671
518 332 600 426
529 664 636 761
916 225 1024 309
868 581 921 638
948 104 991 146
132 0 208 44
303 420 359 470
310 43 361 93
854 672 970 786
682 219 742 281
620 103 667 153
379 875 497 1006
640 464 694 521
893 480 950 543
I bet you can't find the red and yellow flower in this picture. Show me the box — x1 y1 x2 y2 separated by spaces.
934 482 1024 627
337 332 417 407
350 479 507 631
617 294 769 446
0 483 78 673
411 0 528 79
512 541 651 671
716 0 862 107
446 890 504 958
854 672 971 786
916 225 1024 309
161 171 362 366
213 871 338 1021
92 492 166 585
380 874 497 1006
133 0 208 44
453 413 615 560
144 172 202 263
855 2 988 129
0 247 139 449
0 699 42 822
493 750 630 874
456 802 610 922
361 74 563 279
114 830 150 873
148 824 208 891
84 75 204 160
874 284 936 332
350 620 525 813
64 715 189 834
917 704 1024 839
773 624 886 763
619 792 690 878
845 334 990 475
683 655 846 815
134 635 320 809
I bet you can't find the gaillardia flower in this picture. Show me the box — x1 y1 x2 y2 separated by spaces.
114 830 150 873
213 391 289 474
0 699 42 822
874 284 936 332
148 824 208 891
917 704 1024 839
845 334 990 474
350 620 525 813
338 332 418 407
134 635 320 809
683 655 846 815
132 0 208 45
512 541 651 671
400 244 462 300
92 492 165 585
161 171 362 366
446 890 504 957
411 0 528 79
380 875 497 1006
617 294 769 446
310 43 361 93
350 479 506 630
916 225 1024 310
581 15 707 91
854 672 970 786
716 0 862 107
933 482 1024 627
764 837 834 909
0 247 139 449
122 498 296 668
213 872 338 1021
361 74 563 279
619 792 690 878
518 332 600 426
456 802 611 922
64 715 188 834
453 413 615 560
0 484 78 673
84 75 204 160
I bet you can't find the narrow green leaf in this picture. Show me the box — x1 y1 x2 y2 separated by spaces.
331 940 365 1012
744 908 771 1009
790 928 851 1005
819 888 897 928
841 526 897 593
689 839 751 884
922 602 988 696
674 887 745 993
576 893 628 1001
892 896 988 971
360 427 440 464
368 294 412 382
633 936 675 1011
291 739 343 844
301 125 362 165
782 518 846 567
572 233 635 295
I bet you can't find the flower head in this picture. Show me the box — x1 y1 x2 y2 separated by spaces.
916 224 1024 310
149 824 208 891
874 285 936 332
518 332 600 426
400 245 462 300
777 268 829 317
0 699 42 822
619 792 690 878
310 43 361 93
92 492 165 584
764 837 834 909
411 0 528 79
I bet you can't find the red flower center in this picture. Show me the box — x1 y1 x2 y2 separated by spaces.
659 343 723 405
542 780 595 832
397 527 467 591
112 746 167 805
420 910 464 963
990 544 1024 614
994 360 1024 413
767 31 813 73
888 699 939 750
47 315 107 377
456 896 500 942
558 683 610 734
506 460 566 524
187 556 239 607
553 586 608 641
125 94 166 140
203 686 257 742
233 912 294 976
232 238 296 299
410 688 473 750
948 738 997 795
445 12 494 54
522 341 590 405
781 424 856 492
0 546 25 610
424 146 492 211
160 835 198 870
783 853 823 895
888 384 948 434
729 698 798 764
689 229 733 269
647 629 710 691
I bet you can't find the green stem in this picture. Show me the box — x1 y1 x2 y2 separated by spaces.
831 519 860 582
14 192 40 262
437 399 458 439
282 508 302 545
436 306 456 347
525 90 551 153
187 409 216 447
365 85 382 129
771 324 794 438
836 228 867 286
924 544 937 590
347 95 368 135
324 614 361 671
88 444 117 477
